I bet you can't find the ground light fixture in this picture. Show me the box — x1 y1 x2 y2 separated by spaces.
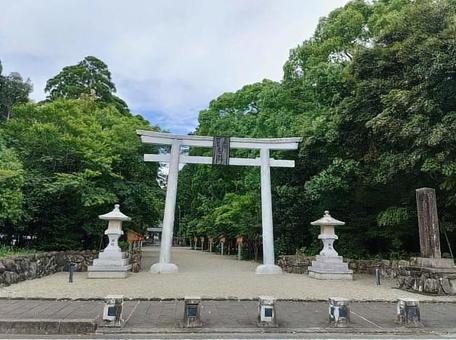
328 297 350 327
103 295 124 327
184 296 203 327
257 296 277 327
397 298 422 327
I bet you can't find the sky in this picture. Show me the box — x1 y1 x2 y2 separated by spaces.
0 0 348 134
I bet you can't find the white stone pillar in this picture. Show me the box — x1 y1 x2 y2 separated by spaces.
256 148 282 274
150 140 180 273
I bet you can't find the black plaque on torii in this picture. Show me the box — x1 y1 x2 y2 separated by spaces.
212 137 230 165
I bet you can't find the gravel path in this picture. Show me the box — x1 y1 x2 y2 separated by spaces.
0 247 455 301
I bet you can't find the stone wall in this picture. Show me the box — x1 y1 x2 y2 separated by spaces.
395 258 456 295
396 266 456 295
278 255 411 278
129 248 142 273
0 250 98 287
278 254 456 295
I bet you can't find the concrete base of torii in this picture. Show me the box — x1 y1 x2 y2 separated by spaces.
255 264 283 275
150 262 178 274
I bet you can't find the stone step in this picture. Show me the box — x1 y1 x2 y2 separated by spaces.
87 271 129 279
311 260 348 268
87 263 132 279
98 251 127 260
309 267 353 274
315 255 344 263
92 258 129 266
308 271 353 280
87 264 131 272
309 262 351 272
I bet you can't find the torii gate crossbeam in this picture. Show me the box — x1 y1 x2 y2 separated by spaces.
137 130 301 274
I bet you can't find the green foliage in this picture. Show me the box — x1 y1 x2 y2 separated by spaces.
0 139 24 225
210 192 261 238
0 245 37 258
178 0 456 259
1 98 163 250
45 56 129 113
0 60 33 121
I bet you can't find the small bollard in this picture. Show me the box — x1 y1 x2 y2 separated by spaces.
375 268 381 286
103 295 124 327
329 297 350 327
68 262 75 283
397 298 422 327
184 296 203 328
257 296 278 327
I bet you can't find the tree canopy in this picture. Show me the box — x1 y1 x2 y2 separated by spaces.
0 61 32 121
0 57 163 250
177 0 456 259
1 98 163 249
45 56 129 113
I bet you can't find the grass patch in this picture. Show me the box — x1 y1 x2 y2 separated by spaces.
0 246 38 259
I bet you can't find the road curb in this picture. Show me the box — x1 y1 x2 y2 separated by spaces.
96 326 456 336
1 296 456 303
0 318 97 335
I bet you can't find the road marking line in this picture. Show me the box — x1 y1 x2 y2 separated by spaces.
125 300 141 325
351 310 383 329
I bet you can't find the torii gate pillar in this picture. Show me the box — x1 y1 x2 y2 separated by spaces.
256 148 281 274
149 139 180 273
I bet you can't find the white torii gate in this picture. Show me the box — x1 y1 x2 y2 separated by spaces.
137 130 301 274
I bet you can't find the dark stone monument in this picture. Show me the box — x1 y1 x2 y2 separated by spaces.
415 188 454 268
397 188 456 295
416 188 441 258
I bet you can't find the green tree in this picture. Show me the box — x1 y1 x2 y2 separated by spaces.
0 60 33 121
2 98 162 249
178 0 456 259
44 56 129 113
0 139 24 227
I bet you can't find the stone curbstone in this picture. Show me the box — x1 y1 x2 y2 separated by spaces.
0 319 96 335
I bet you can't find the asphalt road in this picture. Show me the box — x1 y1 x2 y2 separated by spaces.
1 299 456 338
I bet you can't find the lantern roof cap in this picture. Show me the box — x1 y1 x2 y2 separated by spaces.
99 204 131 221
311 211 345 226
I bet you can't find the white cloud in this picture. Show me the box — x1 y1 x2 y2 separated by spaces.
0 0 348 133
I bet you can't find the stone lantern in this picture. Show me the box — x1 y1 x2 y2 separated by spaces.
308 211 353 280
88 204 132 278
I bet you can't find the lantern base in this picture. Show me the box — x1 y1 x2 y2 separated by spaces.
88 267 131 279
309 271 353 280
88 250 131 279
308 255 353 280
